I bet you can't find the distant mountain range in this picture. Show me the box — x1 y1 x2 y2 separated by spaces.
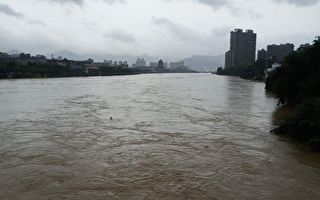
183 55 225 72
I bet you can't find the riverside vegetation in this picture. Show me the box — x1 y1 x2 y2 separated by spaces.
216 59 266 81
0 57 194 79
266 37 320 150
0 61 144 78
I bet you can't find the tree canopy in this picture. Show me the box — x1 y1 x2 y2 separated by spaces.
266 37 320 105
266 36 320 150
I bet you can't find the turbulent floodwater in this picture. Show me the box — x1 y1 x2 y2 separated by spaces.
0 74 320 200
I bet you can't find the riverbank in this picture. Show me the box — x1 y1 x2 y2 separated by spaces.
0 71 145 79
270 98 320 151
266 37 320 150
216 61 265 82
0 65 196 79
0 56 196 79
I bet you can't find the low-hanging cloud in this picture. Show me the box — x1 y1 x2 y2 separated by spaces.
0 3 24 18
152 17 199 41
151 17 233 56
104 29 137 43
28 19 46 26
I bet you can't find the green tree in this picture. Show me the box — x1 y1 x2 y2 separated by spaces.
266 36 320 149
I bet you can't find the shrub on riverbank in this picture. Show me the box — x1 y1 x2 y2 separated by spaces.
266 37 320 150
217 60 265 81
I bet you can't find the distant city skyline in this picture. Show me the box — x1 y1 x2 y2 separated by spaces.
0 0 320 60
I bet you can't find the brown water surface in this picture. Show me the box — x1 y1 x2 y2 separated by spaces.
0 74 320 199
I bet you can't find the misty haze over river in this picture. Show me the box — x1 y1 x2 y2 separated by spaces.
1 74 320 199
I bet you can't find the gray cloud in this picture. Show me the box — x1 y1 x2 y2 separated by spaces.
48 0 84 5
104 29 137 43
211 26 233 37
196 0 230 9
165 0 229 9
0 0 319 60
197 0 320 8
101 0 126 3
0 3 24 18
274 0 320 6
152 17 198 41
43 0 125 6
170 0 319 9
166 0 260 18
196 0 320 7
28 19 46 26
151 17 233 56
0 3 45 28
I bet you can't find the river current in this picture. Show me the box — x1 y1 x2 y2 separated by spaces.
0 73 320 199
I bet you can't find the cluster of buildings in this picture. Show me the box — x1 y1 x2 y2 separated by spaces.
0 53 47 65
0 52 130 74
0 51 193 77
257 43 294 64
132 58 190 72
0 51 191 72
224 28 295 69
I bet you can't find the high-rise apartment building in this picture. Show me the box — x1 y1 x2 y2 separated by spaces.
266 43 294 63
132 57 146 68
225 29 257 68
257 49 267 61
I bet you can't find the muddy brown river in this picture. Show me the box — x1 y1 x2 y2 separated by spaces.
0 74 320 199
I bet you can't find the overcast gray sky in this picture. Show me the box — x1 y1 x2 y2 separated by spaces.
0 0 319 60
